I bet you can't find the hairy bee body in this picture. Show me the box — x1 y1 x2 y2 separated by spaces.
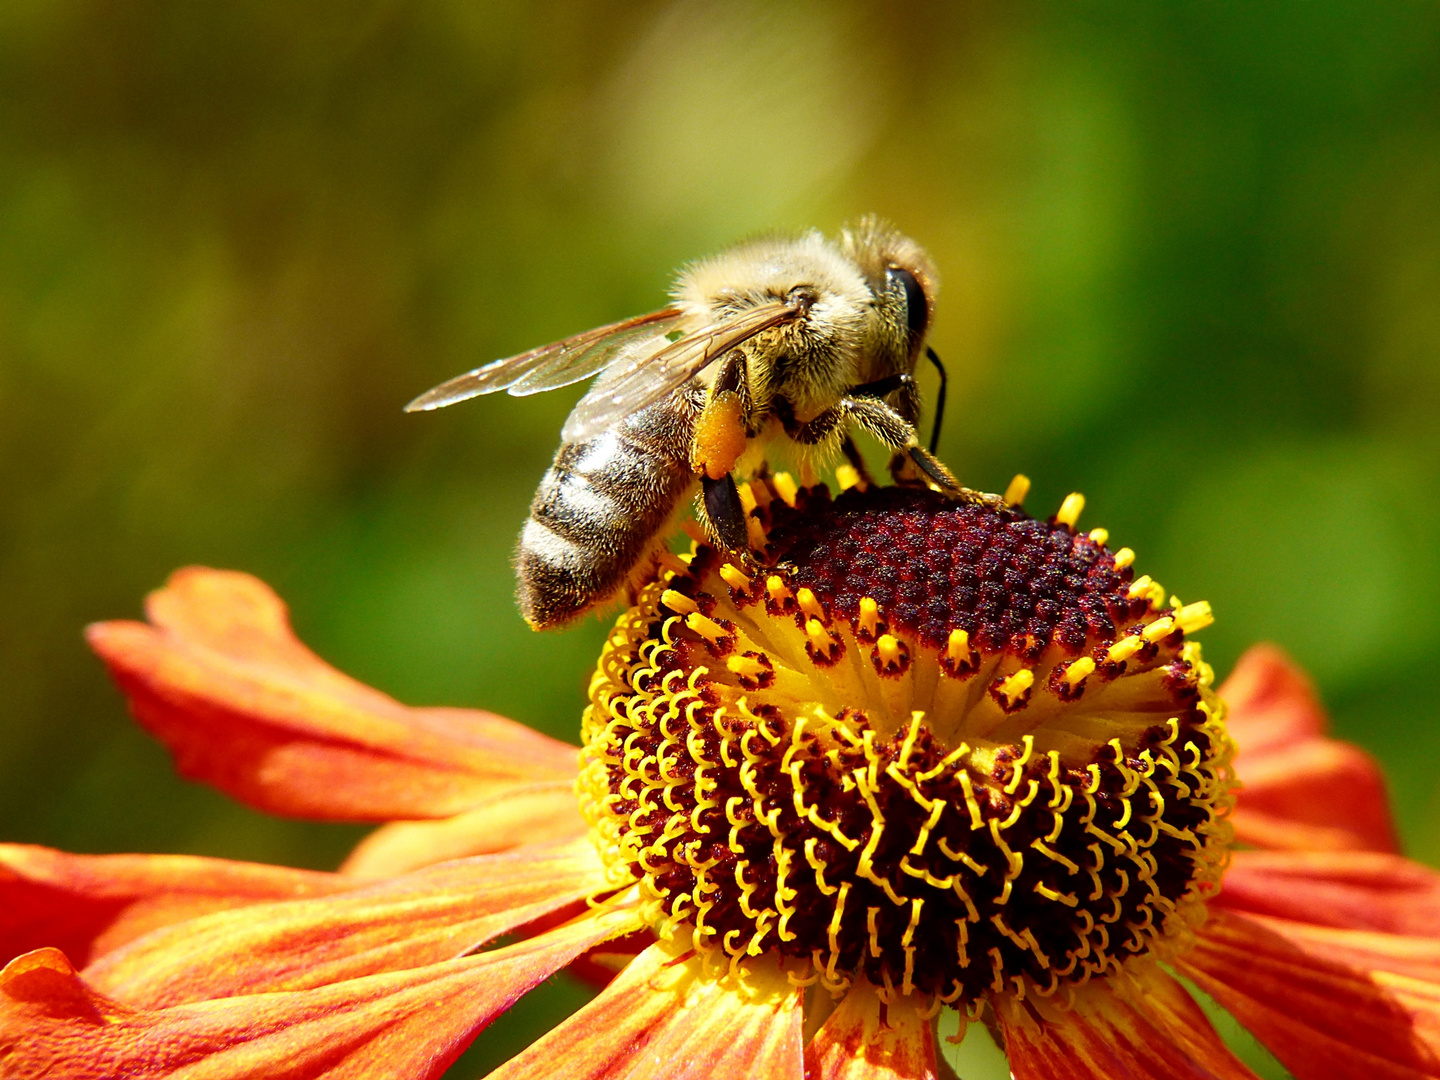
518 388 701 628
408 218 979 630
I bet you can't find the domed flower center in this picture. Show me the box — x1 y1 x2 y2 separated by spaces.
579 477 1233 1007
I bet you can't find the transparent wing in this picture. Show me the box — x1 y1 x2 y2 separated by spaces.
561 300 802 443
403 307 685 412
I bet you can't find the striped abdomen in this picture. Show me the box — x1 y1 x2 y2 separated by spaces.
517 394 700 628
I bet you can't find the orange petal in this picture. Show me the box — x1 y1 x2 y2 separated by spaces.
485 942 804 1080
998 963 1259 1080
86 838 614 1007
806 980 937 1080
1222 644 1398 853
340 780 587 879
86 567 579 821
0 903 638 1080
1216 849 1440 936
1180 910 1440 1080
1221 643 1328 754
0 843 345 969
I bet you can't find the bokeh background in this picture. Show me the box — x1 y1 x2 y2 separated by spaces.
2 2 1437 1076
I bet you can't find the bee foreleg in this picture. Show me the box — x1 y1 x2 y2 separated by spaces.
699 472 750 552
837 396 999 507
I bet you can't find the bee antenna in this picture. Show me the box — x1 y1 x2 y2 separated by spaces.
925 346 947 455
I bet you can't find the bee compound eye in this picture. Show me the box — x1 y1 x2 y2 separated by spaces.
887 266 929 342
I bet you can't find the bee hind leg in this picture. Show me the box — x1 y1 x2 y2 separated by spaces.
700 472 750 552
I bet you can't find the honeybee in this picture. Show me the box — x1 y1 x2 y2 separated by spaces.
407 218 987 629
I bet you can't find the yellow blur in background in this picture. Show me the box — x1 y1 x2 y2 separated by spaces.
2 3 1437 1076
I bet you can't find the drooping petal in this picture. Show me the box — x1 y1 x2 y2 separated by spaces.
998 963 1259 1080
0 902 637 1080
0 843 345 969
86 567 579 821
1216 849 1440 937
805 979 937 1080
340 780 587 879
484 941 804 1080
1221 644 1397 852
1180 910 1440 1080
86 838 615 1007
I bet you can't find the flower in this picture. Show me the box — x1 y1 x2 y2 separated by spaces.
2 475 1438 1080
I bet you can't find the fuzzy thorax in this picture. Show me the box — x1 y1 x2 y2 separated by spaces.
579 477 1234 1011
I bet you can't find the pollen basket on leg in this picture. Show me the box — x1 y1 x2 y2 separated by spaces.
578 481 1233 1008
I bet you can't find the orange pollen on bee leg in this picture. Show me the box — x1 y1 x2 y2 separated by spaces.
692 390 749 480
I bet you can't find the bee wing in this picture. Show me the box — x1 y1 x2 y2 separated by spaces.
560 300 802 444
403 307 685 412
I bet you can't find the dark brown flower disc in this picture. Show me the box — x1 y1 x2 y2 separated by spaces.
580 478 1233 1008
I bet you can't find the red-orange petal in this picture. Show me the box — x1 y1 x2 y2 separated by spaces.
998 964 1259 1080
86 567 579 821
1221 643 1328 755
1222 644 1398 853
1180 910 1440 1080
485 942 804 1080
805 980 937 1080
0 843 346 969
0 903 638 1080
340 780 587 879
85 838 614 1007
1216 849 1440 937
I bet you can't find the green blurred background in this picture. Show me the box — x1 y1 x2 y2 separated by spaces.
2 2 1437 1076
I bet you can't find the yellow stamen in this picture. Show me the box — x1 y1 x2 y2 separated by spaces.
1106 636 1143 664
745 515 767 552
686 612 729 643
946 628 971 665
797 587 826 623
661 589 698 615
736 481 758 516
1142 616 1177 643
1004 474 1031 506
806 618 834 653
859 597 881 638
1055 493 1085 529
1060 656 1095 688
1112 547 1135 570
772 472 799 507
835 464 864 491
657 551 690 577
1174 601 1214 634
720 564 752 591
876 634 903 668
1088 527 1109 546
996 668 1034 705
766 575 792 606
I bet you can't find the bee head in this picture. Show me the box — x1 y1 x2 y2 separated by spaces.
840 217 939 373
